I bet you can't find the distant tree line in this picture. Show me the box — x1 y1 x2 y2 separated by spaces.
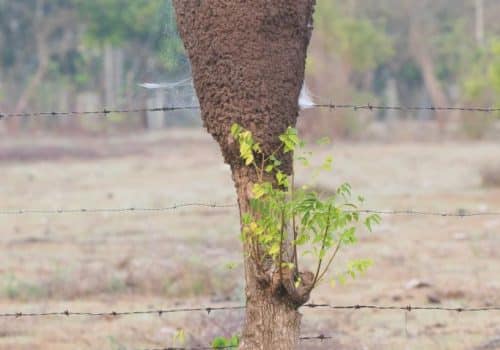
304 0 500 139
0 0 499 137
0 0 186 132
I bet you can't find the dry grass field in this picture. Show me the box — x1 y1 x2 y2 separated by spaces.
0 129 499 350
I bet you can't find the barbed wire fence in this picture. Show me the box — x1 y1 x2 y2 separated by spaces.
2 302 498 348
1 202 499 217
2 303 499 319
1 103 499 349
1 103 500 119
0 203 237 215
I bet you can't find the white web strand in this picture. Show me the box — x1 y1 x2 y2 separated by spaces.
140 78 317 110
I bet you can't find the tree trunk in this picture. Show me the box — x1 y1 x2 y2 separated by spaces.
232 166 304 350
11 6 75 133
409 17 450 135
172 1 315 349
475 0 485 48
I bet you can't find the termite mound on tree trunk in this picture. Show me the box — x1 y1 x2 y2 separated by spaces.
173 1 315 349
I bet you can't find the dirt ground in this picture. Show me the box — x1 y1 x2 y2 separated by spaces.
0 129 499 350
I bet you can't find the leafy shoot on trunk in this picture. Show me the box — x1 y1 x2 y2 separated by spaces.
231 123 380 304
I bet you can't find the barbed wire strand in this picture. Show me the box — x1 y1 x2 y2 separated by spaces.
0 305 244 318
143 335 334 350
1 203 499 217
0 203 237 215
303 303 500 312
1 304 498 319
1 103 500 119
355 209 500 217
0 106 199 119
312 103 500 113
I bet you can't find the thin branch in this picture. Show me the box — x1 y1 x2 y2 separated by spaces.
252 162 261 181
259 153 266 180
263 144 283 167
278 206 286 282
311 205 332 288
291 174 299 274
316 239 342 284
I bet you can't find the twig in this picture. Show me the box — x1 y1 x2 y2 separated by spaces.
316 239 342 284
311 205 332 288
278 207 286 282
291 175 299 275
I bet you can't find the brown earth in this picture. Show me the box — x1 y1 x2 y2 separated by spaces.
0 129 499 350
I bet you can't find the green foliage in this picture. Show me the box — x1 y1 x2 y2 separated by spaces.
463 42 499 99
173 328 186 346
77 0 185 70
211 335 239 349
334 259 373 286
231 125 380 287
433 19 472 83
315 2 394 71
1 274 45 300
0 0 187 119
461 39 500 133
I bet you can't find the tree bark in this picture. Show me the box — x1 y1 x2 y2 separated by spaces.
475 0 485 48
172 1 315 349
10 7 75 132
409 16 450 135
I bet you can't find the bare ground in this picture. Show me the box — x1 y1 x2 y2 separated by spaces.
0 129 499 350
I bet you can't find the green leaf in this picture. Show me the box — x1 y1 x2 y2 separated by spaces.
225 262 237 270
296 155 310 167
252 143 262 153
337 274 347 285
252 183 271 199
321 156 333 171
239 142 254 165
295 233 310 245
173 329 186 346
268 244 280 257
275 171 289 187
242 213 252 224
230 123 242 138
364 214 381 232
317 136 331 145
348 259 373 276
279 127 301 153
269 155 282 167
340 227 357 244
212 335 239 349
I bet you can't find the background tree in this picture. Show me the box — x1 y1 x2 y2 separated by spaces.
0 0 187 133
303 0 393 137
